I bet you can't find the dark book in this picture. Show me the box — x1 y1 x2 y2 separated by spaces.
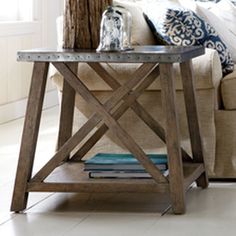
84 153 168 171
89 170 169 179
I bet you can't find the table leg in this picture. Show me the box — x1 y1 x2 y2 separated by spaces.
56 63 77 156
160 63 186 214
11 62 49 212
180 60 208 188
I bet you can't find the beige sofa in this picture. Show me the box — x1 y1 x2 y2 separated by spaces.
51 1 236 178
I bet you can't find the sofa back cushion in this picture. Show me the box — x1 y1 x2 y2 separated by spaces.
113 0 156 45
195 3 236 63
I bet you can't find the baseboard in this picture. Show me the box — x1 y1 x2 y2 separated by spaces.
0 90 59 124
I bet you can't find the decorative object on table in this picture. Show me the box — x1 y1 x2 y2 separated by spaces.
84 153 168 179
143 6 234 75
97 5 132 52
63 0 113 49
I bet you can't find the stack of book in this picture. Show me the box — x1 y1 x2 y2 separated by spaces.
84 153 168 179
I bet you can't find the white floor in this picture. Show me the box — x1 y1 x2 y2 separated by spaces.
1 106 236 236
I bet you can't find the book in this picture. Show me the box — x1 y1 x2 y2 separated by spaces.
89 170 169 179
84 153 168 171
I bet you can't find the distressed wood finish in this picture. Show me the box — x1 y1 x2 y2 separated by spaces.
53 62 167 184
11 62 49 212
160 63 186 214
180 60 209 189
88 0 113 49
28 163 203 194
63 0 77 48
71 63 192 162
11 46 208 214
56 63 77 153
71 64 161 161
183 163 205 191
29 162 169 193
31 63 160 182
63 0 112 49
27 182 169 193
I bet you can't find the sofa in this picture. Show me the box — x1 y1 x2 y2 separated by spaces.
50 0 236 178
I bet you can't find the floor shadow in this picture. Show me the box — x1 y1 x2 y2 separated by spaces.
26 192 171 215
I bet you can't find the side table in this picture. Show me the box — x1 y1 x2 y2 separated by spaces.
11 46 208 214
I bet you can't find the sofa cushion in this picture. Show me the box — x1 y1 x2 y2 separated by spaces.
144 7 234 75
195 3 236 63
221 67 236 110
210 0 236 37
113 0 156 45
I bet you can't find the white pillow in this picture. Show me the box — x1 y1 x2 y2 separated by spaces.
113 0 156 45
56 16 63 48
195 3 236 62
178 0 196 10
210 0 236 38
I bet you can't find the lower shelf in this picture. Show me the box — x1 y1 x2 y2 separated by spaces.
27 162 205 194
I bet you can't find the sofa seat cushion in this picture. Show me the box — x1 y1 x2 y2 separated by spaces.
221 67 236 110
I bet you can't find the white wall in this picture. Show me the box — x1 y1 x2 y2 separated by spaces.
0 0 64 123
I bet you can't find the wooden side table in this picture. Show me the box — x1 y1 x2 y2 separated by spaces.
11 46 208 214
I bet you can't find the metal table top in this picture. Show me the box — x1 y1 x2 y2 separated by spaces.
17 45 205 63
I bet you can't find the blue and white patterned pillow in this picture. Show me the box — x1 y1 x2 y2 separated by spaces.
144 8 234 75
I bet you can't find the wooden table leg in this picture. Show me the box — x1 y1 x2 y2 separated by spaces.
56 63 77 157
180 60 209 189
160 63 185 214
11 62 49 212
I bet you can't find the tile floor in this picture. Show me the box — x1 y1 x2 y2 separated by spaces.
1 106 236 236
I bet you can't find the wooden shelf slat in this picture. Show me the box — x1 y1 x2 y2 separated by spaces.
183 163 205 190
28 162 204 194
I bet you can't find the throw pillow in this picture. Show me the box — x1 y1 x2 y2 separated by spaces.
210 0 236 38
144 8 234 75
196 3 236 62
210 0 236 36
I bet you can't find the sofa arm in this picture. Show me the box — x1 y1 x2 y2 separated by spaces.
189 48 222 90
50 48 223 92
149 48 223 91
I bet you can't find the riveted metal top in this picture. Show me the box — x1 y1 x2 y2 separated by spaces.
17 46 205 63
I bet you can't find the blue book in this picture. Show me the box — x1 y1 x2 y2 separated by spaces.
84 153 168 171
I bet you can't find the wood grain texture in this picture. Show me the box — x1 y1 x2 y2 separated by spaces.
63 0 77 48
71 63 160 161
11 47 208 214
183 163 205 191
64 0 113 49
180 60 208 189
53 62 168 184
28 162 169 193
160 63 186 214
28 182 169 194
11 62 49 212
71 63 192 163
56 63 77 153
32 62 160 182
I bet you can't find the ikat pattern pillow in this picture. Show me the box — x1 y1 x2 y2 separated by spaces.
144 8 234 75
